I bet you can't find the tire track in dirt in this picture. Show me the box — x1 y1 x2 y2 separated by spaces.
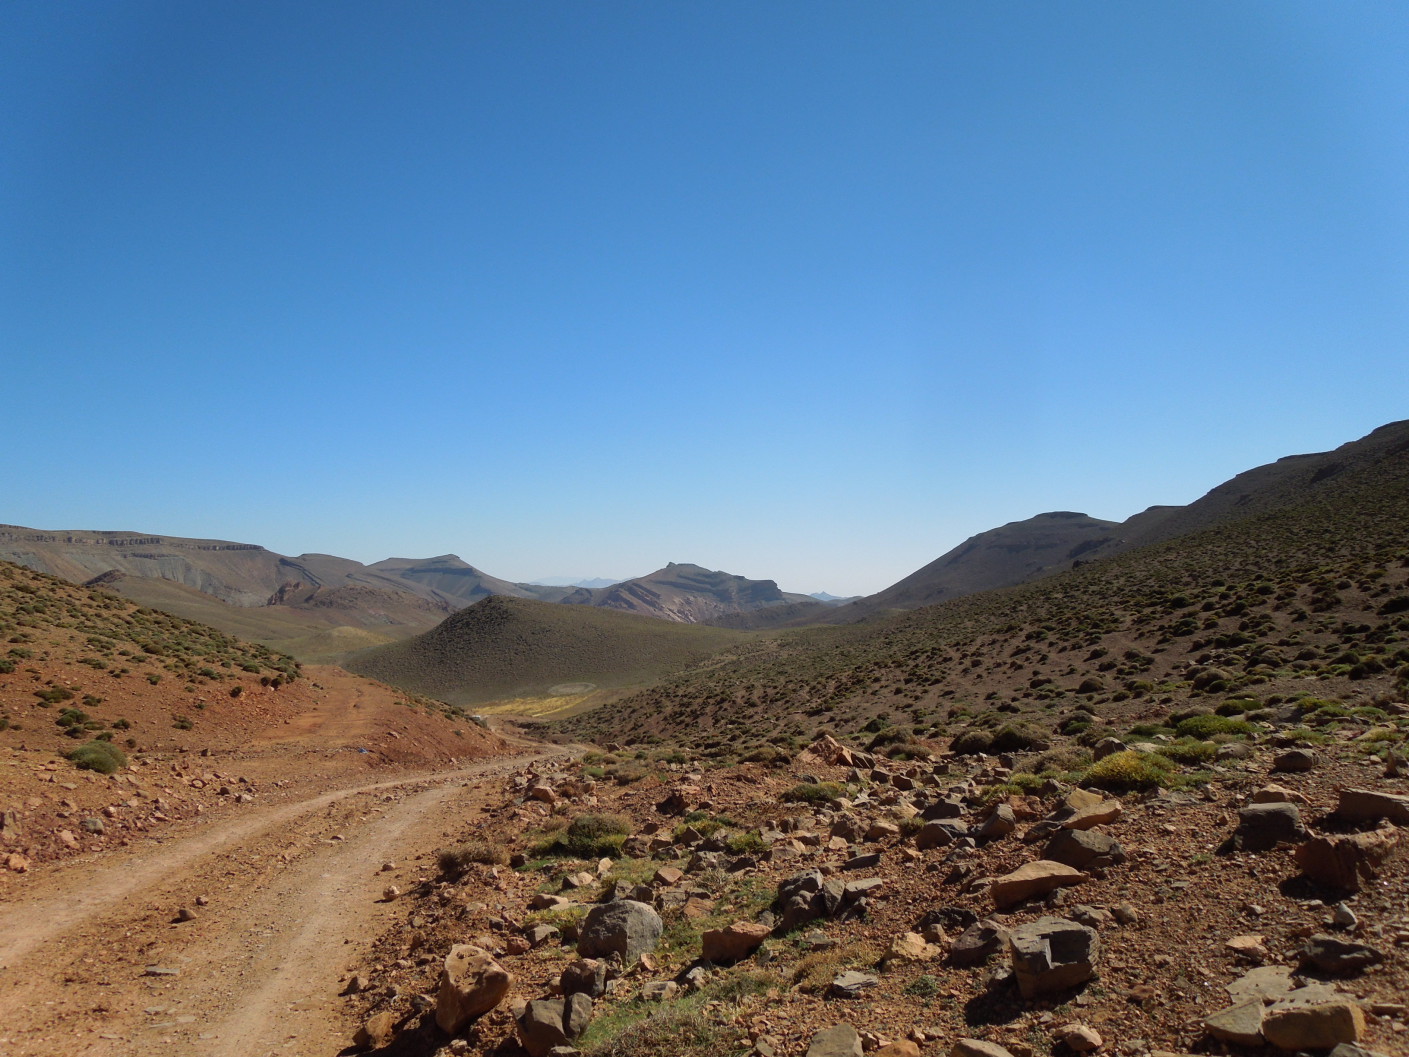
0 749 571 1056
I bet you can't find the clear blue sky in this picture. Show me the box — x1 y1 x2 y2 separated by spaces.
3 2 1407 596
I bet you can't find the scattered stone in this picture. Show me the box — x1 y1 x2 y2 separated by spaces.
1056 1023 1102 1052
828 970 879 999
1225 935 1268 964
1262 997 1365 1051
1205 1000 1266 1046
525 923 561 948
701 921 771 964
950 1041 1016 1057
1233 802 1308 852
516 994 593 1057
977 803 1017 839
175 907 197 923
1301 935 1385 974
1332 788 1409 826
381 885 402 901
1043 828 1125 870
1331 902 1358 930
991 860 1087 910
881 931 939 967
1007 916 1100 998
1225 965 1296 1005
806 1024 864 1057
950 920 1009 967
1251 784 1311 807
577 900 662 965
436 945 513 1034
653 866 683 886
875 1042 922 1057
1071 905 1115 931
559 958 609 999
354 1010 398 1048
640 980 678 1001
915 820 965 849
1272 748 1319 773
1092 737 1126 760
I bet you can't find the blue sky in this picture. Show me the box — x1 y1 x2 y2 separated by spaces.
3 2 1407 596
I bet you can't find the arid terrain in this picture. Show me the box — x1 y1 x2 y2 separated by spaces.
2 421 1407 1057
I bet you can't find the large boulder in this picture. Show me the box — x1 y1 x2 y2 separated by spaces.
516 994 592 1057
577 899 662 964
1234 802 1308 852
1008 916 1100 998
1333 788 1409 826
991 860 1087 910
435 945 512 1034
1295 829 1400 892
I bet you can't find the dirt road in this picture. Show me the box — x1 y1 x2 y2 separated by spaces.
0 670 573 1057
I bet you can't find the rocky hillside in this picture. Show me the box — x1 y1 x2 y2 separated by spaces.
339 725 1408 1057
813 420 1409 628
837 512 1122 621
342 595 750 706
560 421 1409 759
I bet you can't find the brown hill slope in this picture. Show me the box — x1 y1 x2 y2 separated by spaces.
560 421 1409 757
342 594 750 705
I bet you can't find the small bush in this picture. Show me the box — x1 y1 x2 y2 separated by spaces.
781 781 847 804
949 729 994 755
537 813 634 859
725 831 766 855
438 840 510 876
1156 739 1217 764
1081 750 1174 793
989 721 1051 753
905 975 941 998
1174 714 1254 739
68 739 128 775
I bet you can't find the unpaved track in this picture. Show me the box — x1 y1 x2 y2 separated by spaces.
0 749 567 1056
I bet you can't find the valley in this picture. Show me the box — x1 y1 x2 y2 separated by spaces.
1 420 1407 1057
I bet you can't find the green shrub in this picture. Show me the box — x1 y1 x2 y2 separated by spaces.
989 721 1051 753
725 831 766 855
536 813 634 859
949 729 994 755
68 739 128 775
1156 739 1217 764
1081 750 1175 792
1174 714 1254 739
782 781 847 804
